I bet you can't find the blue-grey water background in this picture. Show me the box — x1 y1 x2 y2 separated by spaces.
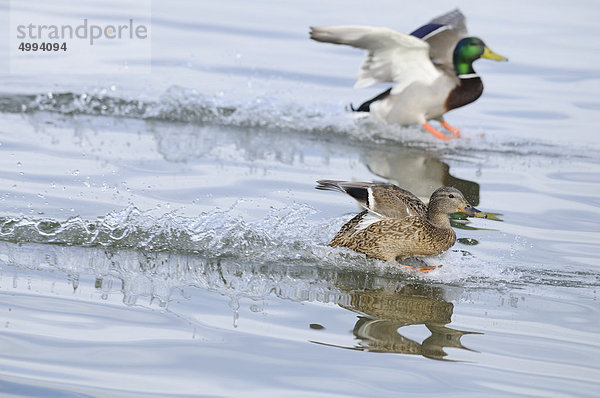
1 0 600 396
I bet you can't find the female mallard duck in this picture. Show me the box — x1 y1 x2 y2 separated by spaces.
316 180 486 271
310 9 507 140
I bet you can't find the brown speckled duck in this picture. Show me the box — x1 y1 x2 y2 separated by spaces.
316 180 486 271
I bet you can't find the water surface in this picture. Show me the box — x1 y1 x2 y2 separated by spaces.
1 0 599 397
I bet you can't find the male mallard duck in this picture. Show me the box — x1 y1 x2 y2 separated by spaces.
316 180 486 271
310 9 507 140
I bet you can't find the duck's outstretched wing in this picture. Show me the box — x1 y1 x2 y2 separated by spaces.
430 8 467 30
316 180 427 220
411 9 468 68
310 26 441 94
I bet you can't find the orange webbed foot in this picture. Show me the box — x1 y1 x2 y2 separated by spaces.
398 262 443 273
440 121 461 138
415 265 442 273
422 123 455 141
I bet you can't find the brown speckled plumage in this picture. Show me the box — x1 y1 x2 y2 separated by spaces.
317 180 485 263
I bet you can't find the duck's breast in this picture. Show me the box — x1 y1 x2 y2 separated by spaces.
370 77 454 125
445 76 484 111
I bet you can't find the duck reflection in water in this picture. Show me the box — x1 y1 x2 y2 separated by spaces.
364 147 503 225
364 148 480 206
313 282 481 361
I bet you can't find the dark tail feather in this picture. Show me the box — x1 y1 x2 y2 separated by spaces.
315 180 346 193
350 88 392 112
316 180 370 209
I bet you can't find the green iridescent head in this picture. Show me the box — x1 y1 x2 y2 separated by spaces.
453 37 507 75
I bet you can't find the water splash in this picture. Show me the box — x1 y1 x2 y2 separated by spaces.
0 203 328 261
1 87 596 160
0 202 592 298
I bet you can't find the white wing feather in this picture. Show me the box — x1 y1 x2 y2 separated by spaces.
310 25 442 94
355 211 384 232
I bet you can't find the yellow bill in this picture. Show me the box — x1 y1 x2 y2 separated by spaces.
482 46 508 62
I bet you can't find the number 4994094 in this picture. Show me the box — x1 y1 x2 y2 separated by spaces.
18 42 67 51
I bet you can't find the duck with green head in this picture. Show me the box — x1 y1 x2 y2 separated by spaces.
310 9 507 140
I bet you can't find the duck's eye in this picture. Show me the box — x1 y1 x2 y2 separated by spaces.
448 194 454 198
